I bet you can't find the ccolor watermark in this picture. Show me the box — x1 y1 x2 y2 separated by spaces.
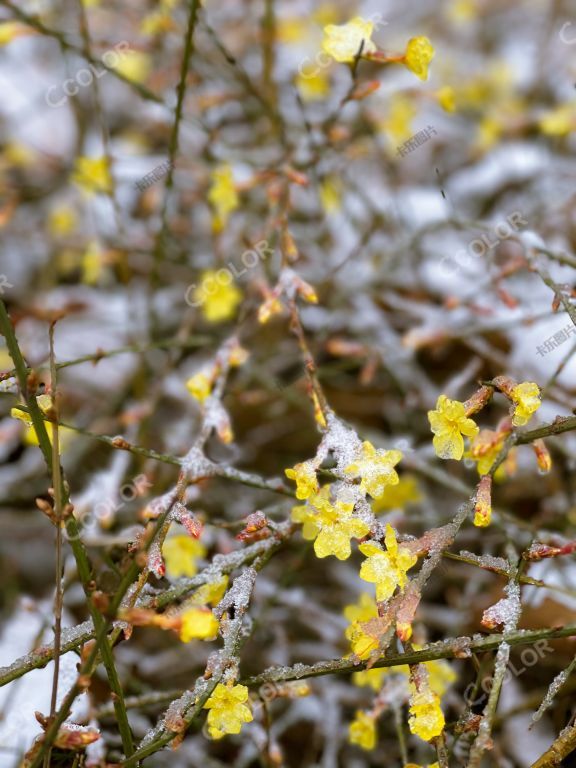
65 473 152 541
45 41 131 108
463 639 553 708
439 211 527 277
185 240 273 308
559 22 576 45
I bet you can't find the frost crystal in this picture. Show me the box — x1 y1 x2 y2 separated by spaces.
481 582 521 632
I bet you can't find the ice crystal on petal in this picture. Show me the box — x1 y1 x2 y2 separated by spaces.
344 441 402 499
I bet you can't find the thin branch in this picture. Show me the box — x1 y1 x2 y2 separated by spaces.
241 622 576 688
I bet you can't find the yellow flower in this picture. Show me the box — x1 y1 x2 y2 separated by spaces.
140 10 176 36
371 475 421 514
510 381 541 427
405 763 440 768
348 710 376 750
344 592 381 659
111 50 151 84
424 654 457 697
475 114 502 152
447 0 477 22
353 667 389 690
11 394 51 426
189 575 229 606
179 606 219 642
162 535 206 579
319 175 342 213
186 371 212 403
193 270 242 323
71 156 113 196
321 17 377 64
436 85 456 113
0 22 33 45
403 37 434 81
467 429 505 476
538 104 575 136
296 69 331 102
427 395 479 460
208 165 239 232
285 460 319 500
81 240 105 285
359 524 417 601
48 205 77 237
11 394 75 450
408 685 445 741
292 486 370 560
203 683 253 739
344 441 402 499
380 94 417 144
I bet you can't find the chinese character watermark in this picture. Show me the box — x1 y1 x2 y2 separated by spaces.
397 125 437 157
536 323 576 357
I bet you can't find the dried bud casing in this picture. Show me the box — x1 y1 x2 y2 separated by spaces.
532 439 552 473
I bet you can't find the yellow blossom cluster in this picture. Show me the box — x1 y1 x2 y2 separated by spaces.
320 18 434 82
344 442 402 499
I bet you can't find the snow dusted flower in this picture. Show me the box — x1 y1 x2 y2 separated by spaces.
408 684 445 741
208 164 239 232
179 606 219 642
359 524 417 601
510 381 541 426
203 683 253 739
285 460 319 500
427 395 479 460
291 486 370 560
162 534 206 579
348 710 377 750
321 17 377 64
344 441 402 499
473 475 493 528
403 36 434 81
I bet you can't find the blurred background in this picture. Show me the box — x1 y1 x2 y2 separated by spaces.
0 0 576 765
